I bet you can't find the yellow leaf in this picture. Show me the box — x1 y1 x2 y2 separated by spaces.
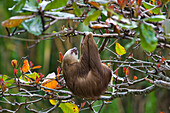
1 15 34 28
59 102 79 113
115 42 126 55
49 99 58 105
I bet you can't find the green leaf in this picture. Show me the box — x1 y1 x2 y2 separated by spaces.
125 36 136 49
144 15 166 22
44 0 68 11
22 16 43 36
84 10 102 26
73 2 81 17
163 19 170 37
9 0 26 11
25 72 40 80
22 0 39 12
59 102 79 113
0 75 9 81
45 11 75 17
6 79 15 87
139 23 158 52
26 0 39 9
142 1 161 15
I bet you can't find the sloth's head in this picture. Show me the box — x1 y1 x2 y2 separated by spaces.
63 47 78 65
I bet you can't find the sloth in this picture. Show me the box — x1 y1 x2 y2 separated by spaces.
62 33 112 99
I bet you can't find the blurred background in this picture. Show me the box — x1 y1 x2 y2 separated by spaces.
0 0 170 113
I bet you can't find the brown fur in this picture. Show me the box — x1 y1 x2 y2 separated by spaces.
62 33 112 99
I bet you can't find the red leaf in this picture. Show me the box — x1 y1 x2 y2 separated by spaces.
157 64 160 68
81 102 86 108
106 29 110 33
123 67 126 73
157 0 161 5
30 61 34 68
107 5 114 17
61 25 65 31
36 74 44 84
137 0 143 6
14 69 18 74
57 84 61 87
146 55 149 61
117 0 128 9
59 52 63 62
0 78 7 92
11 60 17 68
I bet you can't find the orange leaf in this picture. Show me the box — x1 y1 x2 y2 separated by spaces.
1 15 34 28
126 67 129 76
115 42 126 55
11 60 17 68
42 72 58 92
161 57 165 64
32 65 42 69
42 80 58 92
133 76 137 80
88 1 101 9
22 59 30 73
107 63 111 67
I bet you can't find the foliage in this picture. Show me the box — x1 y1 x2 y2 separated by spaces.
0 0 170 113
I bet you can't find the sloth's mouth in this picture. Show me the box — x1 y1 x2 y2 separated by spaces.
71 47 78 55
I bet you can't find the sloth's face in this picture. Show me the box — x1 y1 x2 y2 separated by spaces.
71 47 78 56
63 47 78 63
